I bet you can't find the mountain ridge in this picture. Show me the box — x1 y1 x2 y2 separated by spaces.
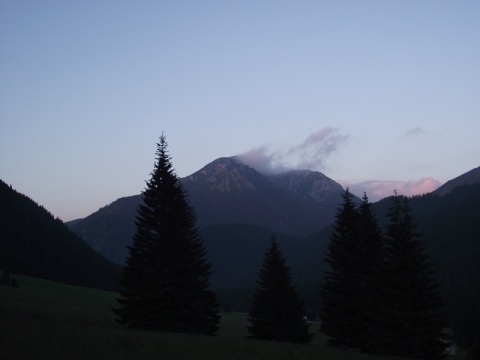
433 165 480 196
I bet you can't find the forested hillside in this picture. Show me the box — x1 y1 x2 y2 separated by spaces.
0 180 121 291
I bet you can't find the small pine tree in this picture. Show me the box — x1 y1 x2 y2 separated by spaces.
114 134 220 335
248 235 313 344
320 189 362 348
382 192 447 359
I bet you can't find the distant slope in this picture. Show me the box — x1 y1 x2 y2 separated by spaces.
0 180 121 291
68 195 140 264
433 165 480 196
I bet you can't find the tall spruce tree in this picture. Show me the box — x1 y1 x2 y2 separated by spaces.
382 192 446 359
320 189 362 348
248 235 313 344
114 134 220 335
356 193 385 353
321 191 386 351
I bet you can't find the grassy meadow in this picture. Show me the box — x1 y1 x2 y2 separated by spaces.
0 275 466 360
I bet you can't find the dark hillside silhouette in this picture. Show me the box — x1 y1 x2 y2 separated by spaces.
0 180 120 291
433 165 480 196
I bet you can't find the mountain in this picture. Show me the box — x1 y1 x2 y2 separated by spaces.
182 157 345 234
433 165 480 196
68 156 347 264
0 180 121 291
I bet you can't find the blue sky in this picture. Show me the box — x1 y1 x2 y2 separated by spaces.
1 1 479 221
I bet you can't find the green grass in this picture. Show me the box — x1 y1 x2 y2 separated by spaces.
0 275 466 360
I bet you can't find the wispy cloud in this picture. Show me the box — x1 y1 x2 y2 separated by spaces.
404 126 426 138
237 127 348 174
347 177 441 202
235 146 289 175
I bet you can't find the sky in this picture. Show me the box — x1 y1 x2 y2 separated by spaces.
1 1 479 221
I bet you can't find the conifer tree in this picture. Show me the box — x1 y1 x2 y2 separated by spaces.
382 192 446 359
320 189 362 348
356 193 385 352
248 235 313 344
114 134 220 335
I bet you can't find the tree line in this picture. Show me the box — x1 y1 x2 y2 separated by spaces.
114 135 448 359
321 190 447 358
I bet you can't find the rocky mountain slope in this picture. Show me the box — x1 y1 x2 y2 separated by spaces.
182 157 345 235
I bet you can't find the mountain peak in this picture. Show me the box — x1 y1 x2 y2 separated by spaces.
182 157 261 193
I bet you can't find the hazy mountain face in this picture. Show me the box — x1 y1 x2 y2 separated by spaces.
181 157 346 235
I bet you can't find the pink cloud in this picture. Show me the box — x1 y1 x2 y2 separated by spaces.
347 177 441 202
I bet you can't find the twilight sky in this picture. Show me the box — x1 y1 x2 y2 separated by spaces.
1 1 479 221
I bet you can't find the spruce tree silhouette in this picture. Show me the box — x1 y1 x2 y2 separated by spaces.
248 235 312 344
114 134 220 334
381 192 447 358
320 189 361 348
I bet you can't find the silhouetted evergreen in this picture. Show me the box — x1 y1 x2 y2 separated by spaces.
381 193 447 359
114 134 220 334
248 235 312 344
321 190 447 358
320 189 362 348
0 180 120 291
321 191 386 351
355 194 385 352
